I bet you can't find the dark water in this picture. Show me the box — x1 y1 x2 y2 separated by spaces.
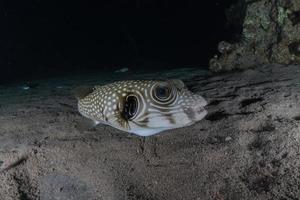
0 0 239 85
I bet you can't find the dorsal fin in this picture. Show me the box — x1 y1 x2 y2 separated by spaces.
72 86 94 100
168 79 185 89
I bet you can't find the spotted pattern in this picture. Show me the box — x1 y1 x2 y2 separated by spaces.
77 80 207 136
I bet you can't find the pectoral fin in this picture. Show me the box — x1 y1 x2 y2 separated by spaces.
76 118 100 131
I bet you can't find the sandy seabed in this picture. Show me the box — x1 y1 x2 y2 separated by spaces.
0 65 300 200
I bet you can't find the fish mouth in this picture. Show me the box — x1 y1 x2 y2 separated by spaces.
177 91 207 122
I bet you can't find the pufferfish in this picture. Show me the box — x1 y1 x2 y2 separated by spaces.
74 79 207 136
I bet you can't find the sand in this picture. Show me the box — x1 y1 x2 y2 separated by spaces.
0 65 300 200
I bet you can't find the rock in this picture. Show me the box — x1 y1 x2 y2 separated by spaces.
225 136 232 142
217 41 235 54
210 0 300 72
21 82 39 90
115 67 129 73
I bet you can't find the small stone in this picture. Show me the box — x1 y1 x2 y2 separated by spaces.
22 86 30 90
115 67 129 73
225 136 232 141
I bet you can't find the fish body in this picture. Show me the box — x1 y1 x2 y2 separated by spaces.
75 80 207 136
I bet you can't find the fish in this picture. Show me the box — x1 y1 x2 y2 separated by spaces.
74 79 207 136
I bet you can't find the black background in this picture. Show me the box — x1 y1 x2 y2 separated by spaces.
0 0 238 83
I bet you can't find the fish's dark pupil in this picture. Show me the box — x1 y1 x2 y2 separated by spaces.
123 96 138 120
155 86 169 99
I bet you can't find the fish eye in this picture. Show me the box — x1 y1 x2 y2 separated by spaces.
122 95 138 120
154 85 171 100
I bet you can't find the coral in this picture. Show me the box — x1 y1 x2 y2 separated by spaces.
210 0 300 72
